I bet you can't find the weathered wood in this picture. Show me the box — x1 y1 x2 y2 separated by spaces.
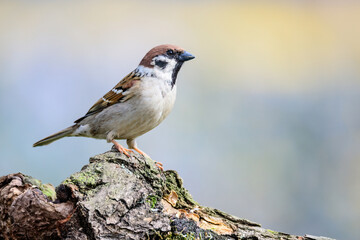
0 148 335 240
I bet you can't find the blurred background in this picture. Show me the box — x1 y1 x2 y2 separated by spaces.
0 0 359 239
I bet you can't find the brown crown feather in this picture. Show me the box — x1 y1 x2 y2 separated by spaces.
139 44 184 68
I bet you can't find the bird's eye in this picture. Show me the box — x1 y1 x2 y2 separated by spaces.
166 49 175 56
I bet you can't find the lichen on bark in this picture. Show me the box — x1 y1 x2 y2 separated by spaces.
0 148 336 240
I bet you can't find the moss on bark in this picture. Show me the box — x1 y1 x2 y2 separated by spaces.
0 149 336 240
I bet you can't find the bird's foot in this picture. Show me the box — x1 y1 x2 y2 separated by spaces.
132 147 150 158
155 161 164 171
111 140 133 157
132 147 163 171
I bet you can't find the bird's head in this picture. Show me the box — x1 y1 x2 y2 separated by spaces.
138 44 195 86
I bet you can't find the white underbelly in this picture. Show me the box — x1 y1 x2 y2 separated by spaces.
76 84 176 140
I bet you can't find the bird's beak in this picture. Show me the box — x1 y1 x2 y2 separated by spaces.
178 51 195 62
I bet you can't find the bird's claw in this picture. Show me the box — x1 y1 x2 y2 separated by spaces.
155 161 164 171
111 140 133 157
111 141 163 170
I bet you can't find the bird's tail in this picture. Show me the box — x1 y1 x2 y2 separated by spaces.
33 125 77 147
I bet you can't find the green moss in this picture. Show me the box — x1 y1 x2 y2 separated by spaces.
62 161 105 194
40 184 57 201
134 157 166 196
23 175 56 201
267 229 278 235
163 170 198 209
146 195 159 209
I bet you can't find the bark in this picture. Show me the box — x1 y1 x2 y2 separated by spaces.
0 148 335 240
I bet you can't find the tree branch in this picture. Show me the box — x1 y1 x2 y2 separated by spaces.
0 148 335 240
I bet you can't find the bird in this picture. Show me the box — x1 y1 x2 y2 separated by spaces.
33 44 195 161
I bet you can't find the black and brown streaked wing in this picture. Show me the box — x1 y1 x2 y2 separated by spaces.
74 71 140 123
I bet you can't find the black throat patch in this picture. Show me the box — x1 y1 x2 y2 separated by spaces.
171 61 184 88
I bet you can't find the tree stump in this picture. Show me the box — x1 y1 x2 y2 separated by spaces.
0 148 335 240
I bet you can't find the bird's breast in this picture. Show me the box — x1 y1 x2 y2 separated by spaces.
112 81 176 139
138 78 176 122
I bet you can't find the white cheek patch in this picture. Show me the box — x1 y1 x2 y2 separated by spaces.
164 59 177 72
137 56 177 83
153 58 177 80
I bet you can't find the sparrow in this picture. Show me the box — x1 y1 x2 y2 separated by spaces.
33 44 195 160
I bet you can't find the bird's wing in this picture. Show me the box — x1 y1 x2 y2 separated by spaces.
74 71 141 123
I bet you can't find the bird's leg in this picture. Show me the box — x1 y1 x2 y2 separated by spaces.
127 139 150 157
111 140 133 157
131 146 165 170
127 139 163 171
126 139 149 157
